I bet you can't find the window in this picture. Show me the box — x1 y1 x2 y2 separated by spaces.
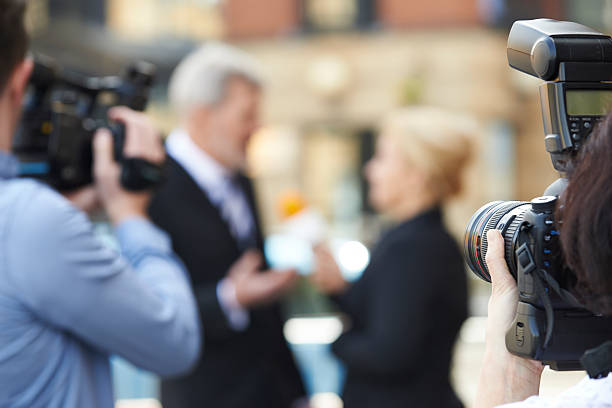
302 0 375 32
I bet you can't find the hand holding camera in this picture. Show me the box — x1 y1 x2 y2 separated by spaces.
93 107 164 225
480 230 545 402
11 55 167 222
465 19 612 371
13 56 164 192
62 107 165 218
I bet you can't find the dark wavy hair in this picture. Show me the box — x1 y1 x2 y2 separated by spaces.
560 112 612 316
0 0 28 92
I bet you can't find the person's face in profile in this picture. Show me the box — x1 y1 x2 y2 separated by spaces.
364 132 427 218
205 76 260 171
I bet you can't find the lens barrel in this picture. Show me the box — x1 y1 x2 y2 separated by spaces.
464 201 531 282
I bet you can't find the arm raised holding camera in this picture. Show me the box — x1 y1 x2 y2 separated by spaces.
6 107 201 378
0 2 200 406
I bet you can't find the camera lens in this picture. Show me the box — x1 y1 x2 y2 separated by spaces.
464 201 531 282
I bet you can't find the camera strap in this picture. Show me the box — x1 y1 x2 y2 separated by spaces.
532 270 555 348
516 241 556 349
537 268 585 309
517 237 586 350
531 267 612 376
531 268 587 349
580 341 612 378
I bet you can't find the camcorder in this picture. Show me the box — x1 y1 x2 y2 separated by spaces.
12 55 164 191
464 19 612 372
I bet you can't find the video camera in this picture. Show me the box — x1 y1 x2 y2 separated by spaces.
12 55 164 191
464 19 612 371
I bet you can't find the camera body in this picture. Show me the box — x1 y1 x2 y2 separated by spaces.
465 19 612 371
12 55 163 191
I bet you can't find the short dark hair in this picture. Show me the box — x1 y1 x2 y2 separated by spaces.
560 112 612 315
0 0 28 92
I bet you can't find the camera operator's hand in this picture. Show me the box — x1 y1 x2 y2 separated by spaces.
484 229 524 356
310 245 348 294
228 250 298 308
93 107 164 225
475 230 544 408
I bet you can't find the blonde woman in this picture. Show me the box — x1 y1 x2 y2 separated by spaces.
311 107 476 408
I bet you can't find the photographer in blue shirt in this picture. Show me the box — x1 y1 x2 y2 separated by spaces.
0 1 201 407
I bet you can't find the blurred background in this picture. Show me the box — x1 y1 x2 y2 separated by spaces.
23 0 612 407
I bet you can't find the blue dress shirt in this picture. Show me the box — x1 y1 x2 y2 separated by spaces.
0 152 201 408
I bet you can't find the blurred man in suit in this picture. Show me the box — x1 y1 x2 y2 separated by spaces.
149 43 306 408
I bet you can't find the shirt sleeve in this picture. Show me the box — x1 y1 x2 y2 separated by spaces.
6 185 201 377
216 277 250 331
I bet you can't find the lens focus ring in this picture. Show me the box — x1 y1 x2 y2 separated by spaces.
464 200 529 282
480 202 523 262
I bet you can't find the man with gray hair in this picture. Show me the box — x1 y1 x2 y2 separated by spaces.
149 43 306 408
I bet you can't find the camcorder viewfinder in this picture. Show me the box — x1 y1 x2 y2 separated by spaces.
12 55 164 191
465 19 612 371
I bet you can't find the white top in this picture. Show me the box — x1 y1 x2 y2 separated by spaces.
500 375 612 408
166 128 252 331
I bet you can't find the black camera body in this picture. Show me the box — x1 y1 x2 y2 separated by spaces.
465 19 612 371
12 55 163 191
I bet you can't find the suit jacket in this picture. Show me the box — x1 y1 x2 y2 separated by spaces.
148 157 305 408
332 207 467 408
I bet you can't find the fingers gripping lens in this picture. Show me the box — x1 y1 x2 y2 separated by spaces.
464 201 530 282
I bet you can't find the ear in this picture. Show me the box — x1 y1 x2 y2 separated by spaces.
7 58 33 107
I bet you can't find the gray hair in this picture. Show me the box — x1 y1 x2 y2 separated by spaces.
168 42 263 114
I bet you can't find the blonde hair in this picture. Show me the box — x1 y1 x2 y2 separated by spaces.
381 106 477 201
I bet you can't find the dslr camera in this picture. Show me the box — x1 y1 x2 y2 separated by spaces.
12 55 163 191
464 19 612 371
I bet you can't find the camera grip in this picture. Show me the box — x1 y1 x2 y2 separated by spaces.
120 158 164 191
108 122 165 191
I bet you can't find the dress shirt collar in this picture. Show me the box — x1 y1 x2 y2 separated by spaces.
165 128 234 194
0 150 19 180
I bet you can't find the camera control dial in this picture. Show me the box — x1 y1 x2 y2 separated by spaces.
531 196 557 213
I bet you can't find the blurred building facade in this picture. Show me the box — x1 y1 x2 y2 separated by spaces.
27 0 612 270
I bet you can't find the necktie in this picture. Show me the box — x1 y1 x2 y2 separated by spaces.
217 176 257 250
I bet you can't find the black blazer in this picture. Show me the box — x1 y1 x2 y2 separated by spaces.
148 157 305 408
332 207 467 408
